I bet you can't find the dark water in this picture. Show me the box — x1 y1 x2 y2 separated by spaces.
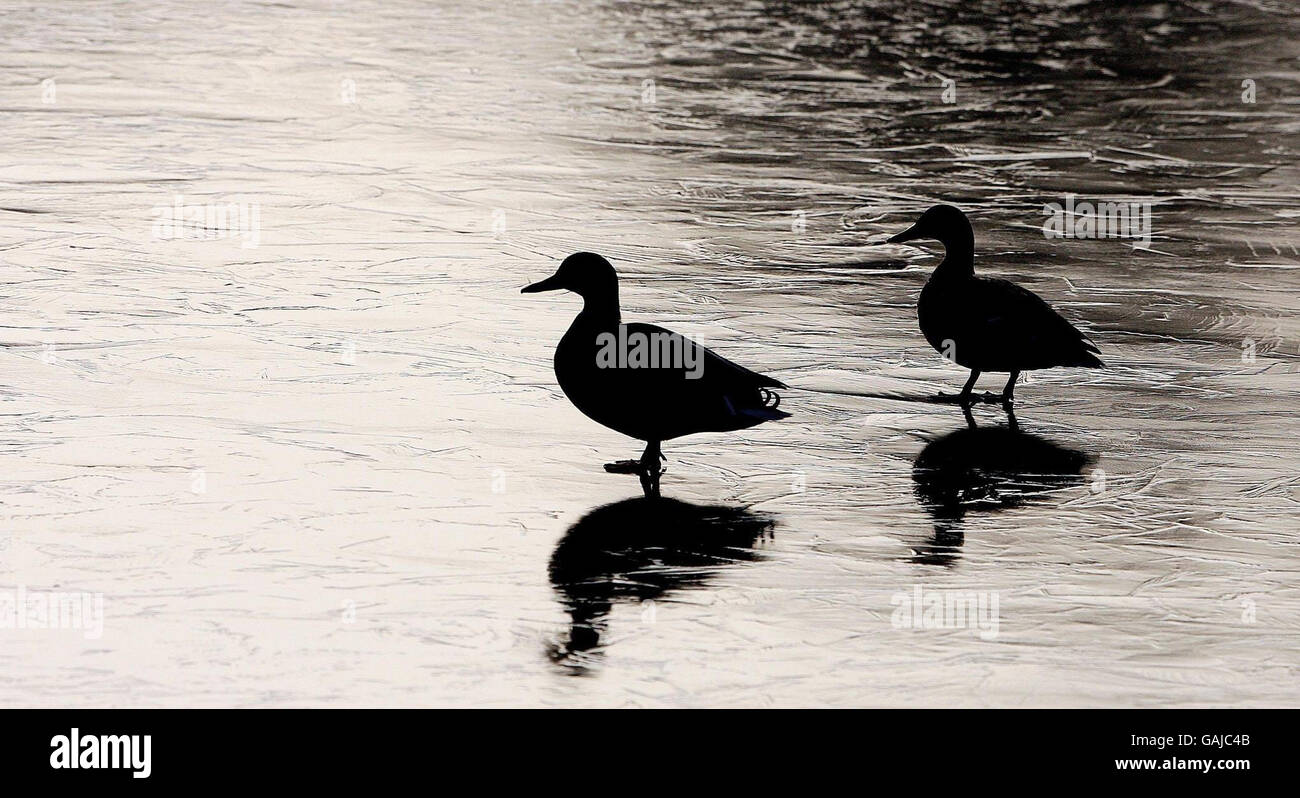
0 0 1296 706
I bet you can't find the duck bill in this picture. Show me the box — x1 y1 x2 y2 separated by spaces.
887 223 923 244
521 274 564 293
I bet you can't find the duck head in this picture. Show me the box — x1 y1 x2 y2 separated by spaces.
887 205 975 266
522 252 620 307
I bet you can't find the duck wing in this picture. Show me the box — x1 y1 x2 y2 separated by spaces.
961 277 1103 370
559 322 788 441
627 323 787 390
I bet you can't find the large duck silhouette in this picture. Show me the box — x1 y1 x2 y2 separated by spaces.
523 253 788 498
547 496 773 670
910 407 1094 566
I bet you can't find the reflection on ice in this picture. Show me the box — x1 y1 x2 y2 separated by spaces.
910 408 1095 567
547 497 772 672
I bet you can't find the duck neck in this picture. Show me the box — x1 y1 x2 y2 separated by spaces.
574 291 621 331
931 231 974 280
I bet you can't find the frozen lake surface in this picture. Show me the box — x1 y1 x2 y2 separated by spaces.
1 0 1297 706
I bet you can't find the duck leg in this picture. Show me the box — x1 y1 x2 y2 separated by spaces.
603 440 666 498
999 370 1020 406
637 440 665 499
936 370 981 404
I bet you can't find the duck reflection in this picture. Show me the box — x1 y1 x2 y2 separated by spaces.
910 407 1094 566
547 496 773 671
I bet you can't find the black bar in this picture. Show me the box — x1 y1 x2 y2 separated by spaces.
1 709 1280 785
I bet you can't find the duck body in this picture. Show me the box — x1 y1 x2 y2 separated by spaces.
890 205 1103 403
918 272 1103 373
554 314 787 443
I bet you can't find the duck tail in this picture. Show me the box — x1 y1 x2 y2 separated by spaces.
742 405 791 422
744 387 790 421
1074 335 1104 367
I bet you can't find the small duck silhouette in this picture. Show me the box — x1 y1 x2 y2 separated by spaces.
522 252 789 497
889 205 1104 405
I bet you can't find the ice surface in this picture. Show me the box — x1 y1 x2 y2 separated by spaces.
0 0 1296 707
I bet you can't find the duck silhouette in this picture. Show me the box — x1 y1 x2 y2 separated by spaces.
888 205 1104 405
547 496 772 670
522 253 789 497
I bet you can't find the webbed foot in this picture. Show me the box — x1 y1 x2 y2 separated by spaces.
604 448 667 499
